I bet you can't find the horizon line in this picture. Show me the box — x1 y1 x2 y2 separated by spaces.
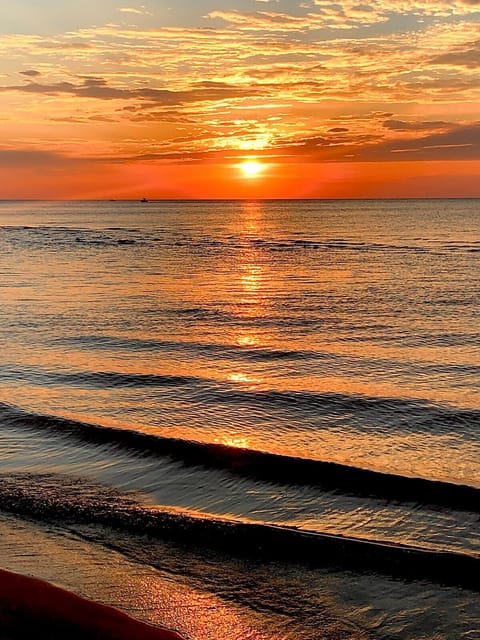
1 196 479 203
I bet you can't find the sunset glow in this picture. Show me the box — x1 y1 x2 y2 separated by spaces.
1 5 479 639
240 161 263 179
0 2 479 199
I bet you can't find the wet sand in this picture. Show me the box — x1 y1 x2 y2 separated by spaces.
0 567 184 640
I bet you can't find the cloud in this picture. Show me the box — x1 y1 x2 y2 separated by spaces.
1 4 479 178
19 69 41 77
0 148 87 167
3 120 479 172
118 121 479 165
1 77 265 106
217 122 480 164
314 0 480 18
350 122 480 162
118 7 153 16
383 119 451 131
430 39 480 68
208 8 386 31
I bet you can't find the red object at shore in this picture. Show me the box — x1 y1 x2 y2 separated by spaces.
0 567 184 639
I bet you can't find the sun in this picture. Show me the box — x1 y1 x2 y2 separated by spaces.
240 160 263 178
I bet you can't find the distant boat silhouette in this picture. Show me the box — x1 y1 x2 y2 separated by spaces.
140 197 148 203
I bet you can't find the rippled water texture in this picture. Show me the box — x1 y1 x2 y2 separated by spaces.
0 199 479 639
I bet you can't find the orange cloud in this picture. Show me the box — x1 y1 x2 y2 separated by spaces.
0 3 479 197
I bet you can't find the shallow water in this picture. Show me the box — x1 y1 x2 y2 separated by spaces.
0 199 479 638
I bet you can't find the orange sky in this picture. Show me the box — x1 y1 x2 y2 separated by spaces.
0 1 479 199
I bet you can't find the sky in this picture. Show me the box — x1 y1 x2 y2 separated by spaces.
0 0 479 199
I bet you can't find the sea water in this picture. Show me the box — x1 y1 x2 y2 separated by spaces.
0 199 478 639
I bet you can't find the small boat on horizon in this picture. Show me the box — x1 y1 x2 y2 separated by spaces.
140 197 148 203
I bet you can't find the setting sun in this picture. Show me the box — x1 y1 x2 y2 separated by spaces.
0 2 479 640
240 160 263 178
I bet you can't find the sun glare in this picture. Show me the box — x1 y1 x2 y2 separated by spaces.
240 160 263 178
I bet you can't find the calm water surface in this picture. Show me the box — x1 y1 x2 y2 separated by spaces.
0 199 478 639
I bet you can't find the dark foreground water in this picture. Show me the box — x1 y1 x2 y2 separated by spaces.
0 199 478 639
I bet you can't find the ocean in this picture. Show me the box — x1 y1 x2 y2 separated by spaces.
0 199 478 639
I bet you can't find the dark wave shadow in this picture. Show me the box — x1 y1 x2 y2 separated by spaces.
1 402 478 512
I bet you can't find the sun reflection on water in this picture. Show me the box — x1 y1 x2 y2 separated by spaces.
229 203 269 385
215 435 250 449
228 372 259 385
236 334 260 347
240 264 262 293
215 202 271 391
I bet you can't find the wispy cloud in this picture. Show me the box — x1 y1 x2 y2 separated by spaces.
118 6 152 16
430 39 480 68
0 0 479 192
1 77 265 105
19 69 41 77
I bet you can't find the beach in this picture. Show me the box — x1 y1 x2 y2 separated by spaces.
0 199 478 639
0 568 183 640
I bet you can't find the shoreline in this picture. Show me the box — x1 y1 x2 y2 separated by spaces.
0 567 184 639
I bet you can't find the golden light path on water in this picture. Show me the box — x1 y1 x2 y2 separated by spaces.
0 200 479 483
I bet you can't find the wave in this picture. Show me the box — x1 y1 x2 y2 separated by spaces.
0 365 200 389
48 336 480 375
52 334 317 362
5 224 480 257
2 365 480 441
0 225 142 248
146 234 480 256
347 331 480 347
0 472 478 590
51 334 480 379
1 403 478 512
